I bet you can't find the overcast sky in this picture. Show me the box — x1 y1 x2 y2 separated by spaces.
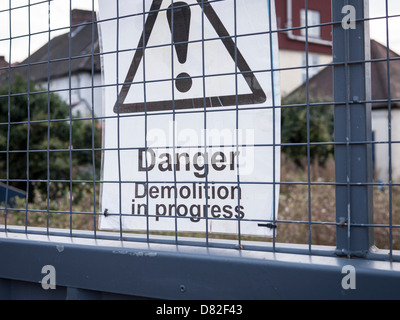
369 0 400 53
0 0 399 63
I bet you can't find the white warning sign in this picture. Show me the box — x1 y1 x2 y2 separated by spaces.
98 0 281 237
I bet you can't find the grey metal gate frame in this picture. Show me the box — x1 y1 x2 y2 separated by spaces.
1 0 400 300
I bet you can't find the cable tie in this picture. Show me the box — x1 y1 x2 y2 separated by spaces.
258 223 277 229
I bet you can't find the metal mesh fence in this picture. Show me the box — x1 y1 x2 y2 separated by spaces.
0 0 398 262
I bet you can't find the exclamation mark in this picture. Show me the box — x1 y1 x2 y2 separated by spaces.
167 2 192 93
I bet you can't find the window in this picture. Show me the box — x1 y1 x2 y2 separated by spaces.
300 9 321 38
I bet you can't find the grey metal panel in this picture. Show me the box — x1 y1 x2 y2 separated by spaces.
0 234 399 300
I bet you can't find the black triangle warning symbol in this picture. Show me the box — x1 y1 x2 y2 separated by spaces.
114 0 267 114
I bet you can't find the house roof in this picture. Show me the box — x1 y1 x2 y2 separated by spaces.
285 39 400 108
11 9 100 83
0 56 10 76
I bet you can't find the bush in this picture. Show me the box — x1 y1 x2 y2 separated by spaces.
281 93 334 166
0 75 101 200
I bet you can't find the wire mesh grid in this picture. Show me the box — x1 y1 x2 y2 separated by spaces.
0 0 399 261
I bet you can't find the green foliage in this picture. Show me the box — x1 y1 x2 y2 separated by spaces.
281 93 334 166
0 75 101 200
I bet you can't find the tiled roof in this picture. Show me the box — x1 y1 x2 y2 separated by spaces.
11 9 100 83
286 40 400 108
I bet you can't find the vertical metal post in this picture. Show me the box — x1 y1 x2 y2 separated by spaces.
333 0 373 257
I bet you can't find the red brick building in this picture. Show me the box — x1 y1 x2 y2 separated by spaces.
275 0 332 96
